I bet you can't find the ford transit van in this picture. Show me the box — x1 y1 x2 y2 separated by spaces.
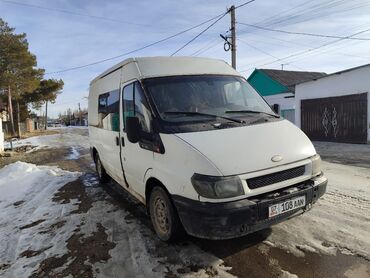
88 57 327 241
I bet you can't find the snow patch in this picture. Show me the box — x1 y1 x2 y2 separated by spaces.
4 130 89 151
0 161 81 277
79 176 234 278
66 147 80 160
280 270 298 278
0 161 80 203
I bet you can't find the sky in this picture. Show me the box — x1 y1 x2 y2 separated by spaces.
1 0 370 118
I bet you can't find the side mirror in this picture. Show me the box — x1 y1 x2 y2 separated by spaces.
126 116 142 143
272 104 280 114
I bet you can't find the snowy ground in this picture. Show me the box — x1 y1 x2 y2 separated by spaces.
314 141 370 168
0 128 369 278
267 161 370 260
0 162 233 277
0 129 234 278
0 162 81 277
4 126 89 152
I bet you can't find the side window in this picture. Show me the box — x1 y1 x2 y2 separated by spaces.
123 81 152 133
134 82 152 133
98 94 108 112
123 83 134 129
97 90 120 132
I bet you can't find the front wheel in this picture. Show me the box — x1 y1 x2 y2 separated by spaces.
95 153 110 183
149 187 184 242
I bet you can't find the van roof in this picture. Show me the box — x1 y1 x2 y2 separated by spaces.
90 56 239 84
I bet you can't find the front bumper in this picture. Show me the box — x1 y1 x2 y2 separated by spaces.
173 176 327 240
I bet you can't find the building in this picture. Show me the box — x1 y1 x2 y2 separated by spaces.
295 64 370 144
247 69 326 123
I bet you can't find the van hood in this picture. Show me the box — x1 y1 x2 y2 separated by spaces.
175 120 316 176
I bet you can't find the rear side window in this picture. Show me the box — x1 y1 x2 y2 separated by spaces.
97 90 120 131
122 81 152 132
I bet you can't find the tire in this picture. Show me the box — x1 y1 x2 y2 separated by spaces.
149 187 184 242
95 153 110 183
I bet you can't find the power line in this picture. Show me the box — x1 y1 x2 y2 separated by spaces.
278 39 370 64
237 38 306 70
170 0 256 58
45 0 256 74
237 22 370 41
44 13 227 75
191 37 221 56
239 27 370 72
237 38 279 59
255 0 347 28
238 0 369 39
235 0 257 9
0 0 150 27
241 34 370 70
274 1 370 30
170 13 227 56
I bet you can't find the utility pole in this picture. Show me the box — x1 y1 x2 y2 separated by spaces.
45 101 48 130
230 5 236 69
16 101 21 137
221 6 237 69
7 86 16 136
78 103 82 126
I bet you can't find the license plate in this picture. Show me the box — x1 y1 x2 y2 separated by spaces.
268 195 306 218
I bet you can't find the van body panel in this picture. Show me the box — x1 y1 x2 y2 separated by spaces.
173 176 327 239
118 79 152 200
135 56 238 78
88 67 122 183
89 126 122 183
175 120 316 176
89 69 122 126
152 134 222 199
121 61 141 84
91 57 239 85
119 133 154 199
88 56 327 240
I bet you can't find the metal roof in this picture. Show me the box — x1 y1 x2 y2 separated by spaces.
298 63 370 84
259 69 327 91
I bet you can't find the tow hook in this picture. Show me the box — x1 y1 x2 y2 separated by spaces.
304 203 312 213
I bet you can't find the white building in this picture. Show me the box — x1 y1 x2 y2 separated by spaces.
247 69 327 123
295 64 370 144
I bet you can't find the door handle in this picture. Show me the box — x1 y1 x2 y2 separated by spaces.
115 137 119 146
121 137 125 146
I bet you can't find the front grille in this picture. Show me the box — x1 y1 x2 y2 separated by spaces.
247 166 305 189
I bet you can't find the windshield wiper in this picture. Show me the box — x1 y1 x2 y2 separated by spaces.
225 110 280 118
163 111 245 123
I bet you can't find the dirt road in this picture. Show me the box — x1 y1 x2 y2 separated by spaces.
0 127 369 277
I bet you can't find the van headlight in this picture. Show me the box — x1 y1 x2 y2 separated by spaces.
311 154 322 176
191 174 244 199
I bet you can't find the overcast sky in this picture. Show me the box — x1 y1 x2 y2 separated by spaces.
2 0 370 118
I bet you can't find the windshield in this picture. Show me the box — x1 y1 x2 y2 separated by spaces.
142 75 275 123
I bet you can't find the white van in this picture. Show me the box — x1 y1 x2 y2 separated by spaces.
88 57 327 241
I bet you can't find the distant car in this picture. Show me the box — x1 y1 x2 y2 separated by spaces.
88 57 327 242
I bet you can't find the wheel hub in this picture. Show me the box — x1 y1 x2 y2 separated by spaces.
154 197 169 234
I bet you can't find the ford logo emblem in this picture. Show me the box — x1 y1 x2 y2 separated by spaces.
271 155 283 162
